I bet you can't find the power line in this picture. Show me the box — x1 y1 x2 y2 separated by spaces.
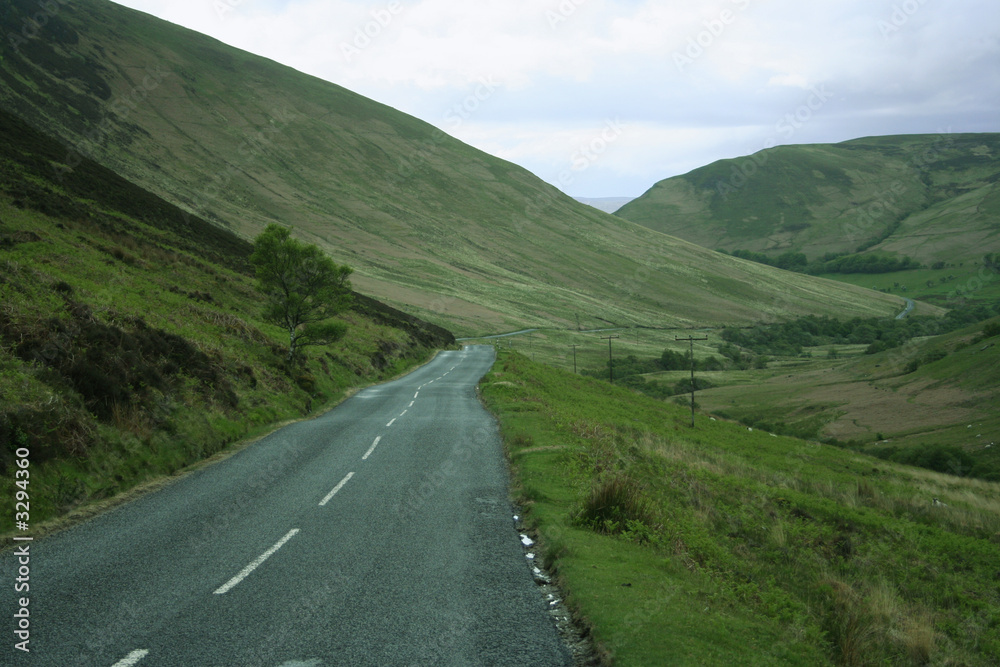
676 335 708 427
601 335 620 383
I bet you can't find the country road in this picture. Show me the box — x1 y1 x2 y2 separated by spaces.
896 297 916 319
2 346 572 666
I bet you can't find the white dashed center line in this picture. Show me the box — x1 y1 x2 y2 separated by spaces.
111 650 149 667
320 472 356 504
214 529 300 594
362 436 381 461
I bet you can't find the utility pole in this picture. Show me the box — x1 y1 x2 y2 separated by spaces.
601 335 619 383
570 344 579 374
676 335 708 427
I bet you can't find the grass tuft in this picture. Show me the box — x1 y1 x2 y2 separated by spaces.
575 474 658 536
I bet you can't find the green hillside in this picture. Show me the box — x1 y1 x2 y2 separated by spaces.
481 351 1000 666
617 134 1000 271
689 316 1000 458
0 0 908 335
0 106 451 532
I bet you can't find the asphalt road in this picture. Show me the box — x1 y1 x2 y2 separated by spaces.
2 345 572 666
896 297 916 319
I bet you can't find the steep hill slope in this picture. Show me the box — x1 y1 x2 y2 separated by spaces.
0 104 452 529
617 134 1000 266
0 0 905 334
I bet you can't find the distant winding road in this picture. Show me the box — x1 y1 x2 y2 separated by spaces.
2 346 571 666
896 297 916 319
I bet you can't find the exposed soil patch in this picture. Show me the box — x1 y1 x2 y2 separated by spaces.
813 373 978 440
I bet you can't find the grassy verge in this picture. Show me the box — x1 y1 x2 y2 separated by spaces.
480 351 1000 666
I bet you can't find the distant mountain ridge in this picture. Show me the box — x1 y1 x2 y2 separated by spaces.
616 134 1000 266
0 0 907 333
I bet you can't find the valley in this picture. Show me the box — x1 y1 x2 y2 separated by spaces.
1 1 998 665
0 0 904 337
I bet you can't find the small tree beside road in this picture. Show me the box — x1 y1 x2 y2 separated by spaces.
249 224 353 363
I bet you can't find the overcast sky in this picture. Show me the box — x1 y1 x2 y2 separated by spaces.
109 0 1000 198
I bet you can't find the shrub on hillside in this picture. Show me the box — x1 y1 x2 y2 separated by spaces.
975 320 1000 343
1 299 234 422
574 474 659 538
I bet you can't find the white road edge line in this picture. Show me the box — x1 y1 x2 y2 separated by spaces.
111 650 149 667
213 529 300 595
362 435 382 461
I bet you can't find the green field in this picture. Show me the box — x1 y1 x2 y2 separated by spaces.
469 312 1000 458
816 266 1000 308
481 351 1000 666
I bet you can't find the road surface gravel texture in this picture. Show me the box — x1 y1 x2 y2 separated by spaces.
2 345 572 666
